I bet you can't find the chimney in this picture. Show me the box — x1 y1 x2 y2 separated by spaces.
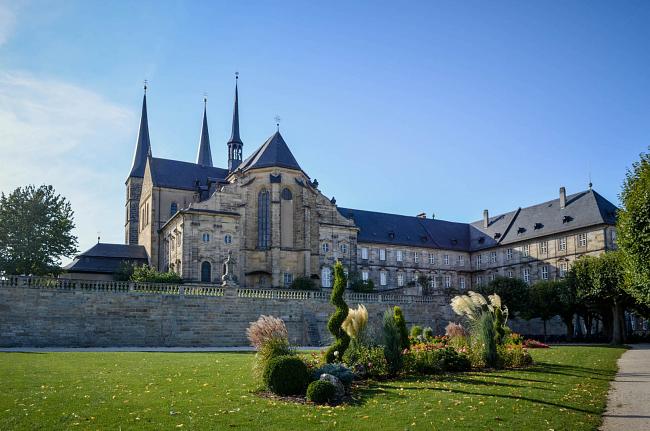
560 187 566 209
483 209 489 228
416 212 426 219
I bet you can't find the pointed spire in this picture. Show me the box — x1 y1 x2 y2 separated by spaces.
196 96 213 167
129 82 152 177
228 73 243 145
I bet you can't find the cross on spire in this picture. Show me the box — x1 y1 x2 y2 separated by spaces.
274 115 281 132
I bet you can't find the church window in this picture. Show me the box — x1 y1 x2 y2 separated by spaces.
283 272 293 287
397 273 404 287
380 271 387 286
281 188 292 200
170 202 177 217
224 234 232 244
258 190 271 249
202 233 210 242
321 267 332 288
396 250 403 262
322 242 329 253
361 247 368 260
200 261 211 283
379 249 386 261
339 243 348 254
361 270 369 281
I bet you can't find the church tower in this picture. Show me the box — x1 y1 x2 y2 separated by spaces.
227 75 243 171
125 84 151 245
196 97 213 166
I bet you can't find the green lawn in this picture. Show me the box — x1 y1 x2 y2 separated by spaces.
0 346 623 430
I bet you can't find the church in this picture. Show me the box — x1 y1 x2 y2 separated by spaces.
66 79 619 292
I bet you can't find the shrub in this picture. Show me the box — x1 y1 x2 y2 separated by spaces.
313 363 354 387
404 346 471 374
253 337 294 379
393 306 410 350
498 344 533 368
247 315 289 349
410 325 423 338
307 380 336 405
263 355 310 396
382 309 403 375
290 276 317 290
326 262 350 363
343 344 389 380
350 277 375 292
131 265 183 283
503 332 524 346
422 327 434 340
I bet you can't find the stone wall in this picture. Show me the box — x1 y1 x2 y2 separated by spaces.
0 277 563 348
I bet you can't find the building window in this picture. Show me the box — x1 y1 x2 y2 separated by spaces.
490 251 497 263
170 202 178 217
429 276 435 288
458 255 465 266
559 237 567 251
321 267 332 288
379 249 386 261
541 265 549 280
476 255 482 269
339 243 348 254
506 248 513 260
578 233 587 247
361 247 368 260
202 233 210 242
283 272 293 287
429 253 435 265
507 270 513 278
414 252 419 263
396 250 403 262
380 271 387 286
539 241 548 254
476 276 483 286
445 275 451 288
459 277 465 290
560 262 567 278
490 273 496 282
523 268 530 283
257 189 271 249
224 234 232 244
523 244 530 257
200 261 211 283
361 270 369 281
322 242 330 253
444 254 450 265
397 273 404 287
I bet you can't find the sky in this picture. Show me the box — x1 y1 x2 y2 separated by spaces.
0 0 649 262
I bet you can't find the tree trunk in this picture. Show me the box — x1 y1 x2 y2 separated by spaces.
563 315 575 342
543 319 548 343
611 299 624 345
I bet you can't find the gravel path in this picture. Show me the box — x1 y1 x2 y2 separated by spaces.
601 344 650 431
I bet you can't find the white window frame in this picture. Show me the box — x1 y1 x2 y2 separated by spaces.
361 270 369 281
322 242 329 253
444 254 450 265
321 267 332 288
507 270 513 278
339 243 348 254
523 244 530 257
444 275 451 288
578 233 587 247
379 249 386 261
414 252 419 263
559 262 567 278
397 273 404 287
476 255 482 269
490 251 497 263
523 268 530 283
283 272 293 287
476 275 483 286
539 241 548 255
458 255 465 266
459 277 465 289
379 271 387 286
429 253 435 265
541 265 549 280
361 247 368 260
559 237 567 251
396 250 403 262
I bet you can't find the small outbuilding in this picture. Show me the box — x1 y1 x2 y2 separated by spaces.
63 243 148 281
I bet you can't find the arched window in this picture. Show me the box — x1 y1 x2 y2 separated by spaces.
321 267 332 288
258 189 271 249
170 202 178 217
281 188 292 200
201 261 211 283
224 234 232 244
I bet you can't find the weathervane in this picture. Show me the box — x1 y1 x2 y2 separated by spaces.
144 79 148 94
274 115 281 131
203 91 208 105
235 71 239 80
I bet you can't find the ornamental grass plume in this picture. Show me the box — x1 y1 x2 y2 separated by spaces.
342 304 368 339
246 315 289 349
445 322 467 338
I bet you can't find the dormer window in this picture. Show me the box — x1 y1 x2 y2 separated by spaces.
563 215 573 223
388 231 395 240
534 223 543 230
517 227 526 234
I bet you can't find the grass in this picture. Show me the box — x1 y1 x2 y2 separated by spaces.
0 346 624 430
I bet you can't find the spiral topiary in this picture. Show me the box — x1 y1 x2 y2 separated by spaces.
393 306 410 350
325 261 350 363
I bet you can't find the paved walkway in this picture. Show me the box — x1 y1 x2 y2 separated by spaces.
601 344 650 431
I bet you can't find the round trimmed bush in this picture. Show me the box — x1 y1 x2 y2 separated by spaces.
307 380 336 404
263 355 310 396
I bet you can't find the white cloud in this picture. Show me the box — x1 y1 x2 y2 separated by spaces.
0 2 16 46
0 71 135 264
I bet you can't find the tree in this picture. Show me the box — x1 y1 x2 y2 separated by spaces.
617 149 650 307
393 306 409 350
130 265 183 284
0 185 78 276
525 281 562 342
553 279 579 341
477 276 530 318
325 261 350 363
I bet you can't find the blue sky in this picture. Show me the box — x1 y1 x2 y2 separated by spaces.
1 0 649 258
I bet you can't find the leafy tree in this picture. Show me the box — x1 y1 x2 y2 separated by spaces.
290 276 316 290
553 279 579 340
477 276 530 317
325 261 350 363
131 265 183 283
617 149 650 307
393 306 410 350
0 185 78 275
525 281 562 342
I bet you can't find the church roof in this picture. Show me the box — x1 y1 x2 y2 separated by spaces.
237 131 302 172
63 243 148 274
128 92 152 178
196 101 213 167
339 188 617 252
149 157 228 191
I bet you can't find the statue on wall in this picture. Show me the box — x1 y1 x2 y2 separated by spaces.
221 250 238 287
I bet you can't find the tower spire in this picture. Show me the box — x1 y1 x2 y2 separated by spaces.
196 95 213 167
227 72 244 171
129 82 152 177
